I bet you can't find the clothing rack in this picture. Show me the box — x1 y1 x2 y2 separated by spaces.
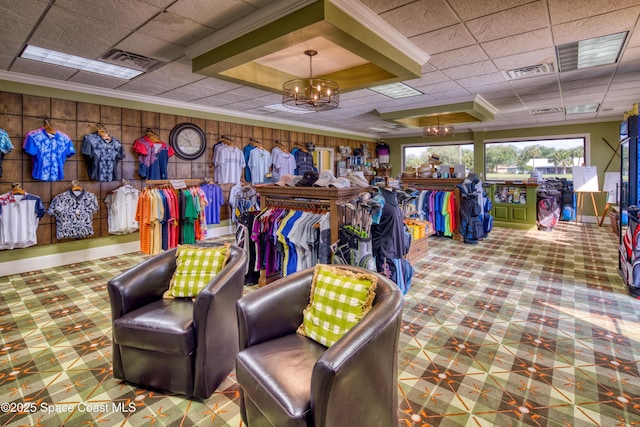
263 197 330 212
257 185 362 244
145 179 202 185
402 178 462 240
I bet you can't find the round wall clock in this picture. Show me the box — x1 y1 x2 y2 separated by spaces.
169 122 207 160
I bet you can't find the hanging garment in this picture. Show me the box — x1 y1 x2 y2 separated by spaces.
104 184 140 234
0 190 45 250
23 127 76 181
81 132 125 182
48 189 99 239
248 147 272 184
213 143 245 184
132 135 174 180
0 129 14 178
272 146 296 176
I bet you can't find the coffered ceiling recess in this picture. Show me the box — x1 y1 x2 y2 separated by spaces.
186 0 430 94
377 95 499 128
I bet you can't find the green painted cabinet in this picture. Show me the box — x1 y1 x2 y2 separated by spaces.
489 183 538 229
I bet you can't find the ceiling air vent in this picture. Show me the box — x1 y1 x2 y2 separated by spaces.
531 107 564 115
99 49 166 73
504 63 555 80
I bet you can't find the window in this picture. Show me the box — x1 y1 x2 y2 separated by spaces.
403 143 474 173
484 137 586 181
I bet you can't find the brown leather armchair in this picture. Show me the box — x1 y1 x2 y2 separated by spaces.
108 244 246 400
235 265 404 427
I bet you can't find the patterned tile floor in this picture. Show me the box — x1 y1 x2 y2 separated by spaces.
1 222 639 426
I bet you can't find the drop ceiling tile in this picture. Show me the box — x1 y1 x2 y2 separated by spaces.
551 7 640 45
357 0 413 14
160 78 242 101
491 47 556 73
0 0 48 47
548 0 640 25
168 0 256 29
139 0 174 7
621 46 640 62
11 57 78 80
414 81 463 95
115 33 184 63
428 88 472 100
465 2 549 43
379 0 459 38
616 60 640 75
482 28 553 59
54 0 161 30
68 71 130 89
513 82 559 97
454 71 506 88
447 0 533 20
428 45 489 70
30 6 131 58
0 53 14 70
194 92 250 107
118 63 205 95
137 11 213 46
440 60 498 80
410 24 476 55
508 73 558 90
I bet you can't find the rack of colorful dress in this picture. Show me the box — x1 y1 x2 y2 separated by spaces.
251 185 362 286
136 179 207 255
104 180 140 235
0 183 45 250
48 181 99 240
132 129 174 180
250 199 331 284
81 124 125 182
403 178 462 240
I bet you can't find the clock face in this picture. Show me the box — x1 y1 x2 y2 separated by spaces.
170 123 206 160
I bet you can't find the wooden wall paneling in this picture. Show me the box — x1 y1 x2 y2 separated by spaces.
0 92 22 115
218 121 230 139
229 122 242 142
175 161 191 178
2 114 22 137
77 102 100 123
122 108 142 128
161 113 178 130
51 99 76 121
100 105 121 125
22 94 50 119
141 111 160 133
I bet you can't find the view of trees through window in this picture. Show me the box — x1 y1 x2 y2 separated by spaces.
484 138 585 180
403 144 474 172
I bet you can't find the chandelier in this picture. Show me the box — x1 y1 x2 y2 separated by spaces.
282 50 339 112
423 116 455 137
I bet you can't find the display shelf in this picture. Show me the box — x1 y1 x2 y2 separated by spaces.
489 183 538 229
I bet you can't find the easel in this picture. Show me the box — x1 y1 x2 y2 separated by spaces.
575 191 605 224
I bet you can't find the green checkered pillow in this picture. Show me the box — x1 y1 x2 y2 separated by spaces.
297 264 377 347
166 244 230 298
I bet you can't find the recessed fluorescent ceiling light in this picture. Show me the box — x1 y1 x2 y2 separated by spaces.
263 103 313 114
565 104 600 114
369 82 422 99
556 32 627 72
20 45 144 79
